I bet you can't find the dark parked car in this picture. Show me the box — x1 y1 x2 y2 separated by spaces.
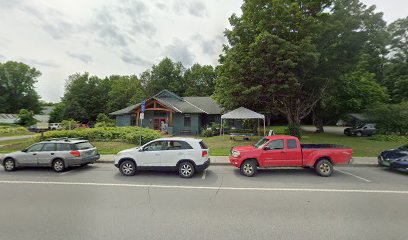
378 145 408 169
344 124 376 137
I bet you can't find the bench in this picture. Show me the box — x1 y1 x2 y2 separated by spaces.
229 133 255 141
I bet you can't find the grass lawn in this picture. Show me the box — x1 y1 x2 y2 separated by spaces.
0 126 404 157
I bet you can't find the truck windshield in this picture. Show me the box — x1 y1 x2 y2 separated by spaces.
254 138 269 149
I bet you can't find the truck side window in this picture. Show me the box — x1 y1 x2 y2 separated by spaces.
287 140 297 149
266 140 284 150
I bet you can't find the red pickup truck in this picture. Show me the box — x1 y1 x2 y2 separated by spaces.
229 135 352 177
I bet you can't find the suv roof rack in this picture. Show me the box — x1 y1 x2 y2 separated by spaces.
44 137 87 142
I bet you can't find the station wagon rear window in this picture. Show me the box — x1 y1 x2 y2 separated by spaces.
75 142 94 150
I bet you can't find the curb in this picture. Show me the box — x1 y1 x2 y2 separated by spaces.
96 160 377 167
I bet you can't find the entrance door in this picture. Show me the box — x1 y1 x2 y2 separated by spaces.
154 118 166 131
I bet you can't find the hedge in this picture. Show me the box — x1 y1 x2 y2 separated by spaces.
33 127 163 145
0 126 29 135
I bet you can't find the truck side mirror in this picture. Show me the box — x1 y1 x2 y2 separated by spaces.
264 146 271 151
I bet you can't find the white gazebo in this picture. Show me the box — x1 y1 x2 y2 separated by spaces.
220 107 266 136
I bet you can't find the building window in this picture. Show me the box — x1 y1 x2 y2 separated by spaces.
184 114 191 127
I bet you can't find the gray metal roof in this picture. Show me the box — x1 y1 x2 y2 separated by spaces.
110 90 223 115
0 114 49 123
221 107 264 119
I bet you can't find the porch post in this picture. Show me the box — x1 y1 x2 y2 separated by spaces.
263 118 266 136
169 111 173 126
136 111 139 127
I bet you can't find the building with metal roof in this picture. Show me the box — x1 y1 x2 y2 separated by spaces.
110 90 222 135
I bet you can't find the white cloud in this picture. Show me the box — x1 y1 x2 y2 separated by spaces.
0 0 405 102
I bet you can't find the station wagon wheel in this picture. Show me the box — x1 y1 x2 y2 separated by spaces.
52 159 65 172
315 159 333 177
179 162 195 178
240 160 258 177
3 158 16 171
119 160 136 176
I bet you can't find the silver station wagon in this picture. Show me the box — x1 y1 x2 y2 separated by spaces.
1 138 100 172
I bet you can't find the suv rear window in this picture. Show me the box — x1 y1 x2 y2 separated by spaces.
199 141 208 149
75 142 94 150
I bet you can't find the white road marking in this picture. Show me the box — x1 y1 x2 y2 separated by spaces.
1 180 407 194
335 169 372 183
201 170 207 180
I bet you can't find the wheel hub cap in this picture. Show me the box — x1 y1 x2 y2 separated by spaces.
122 163 133 174
243 164 253 174
5 161 13 170
320 163 330 173
181 164 192 176
54 162 63 171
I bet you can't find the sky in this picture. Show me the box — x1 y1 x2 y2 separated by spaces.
0 0 407 103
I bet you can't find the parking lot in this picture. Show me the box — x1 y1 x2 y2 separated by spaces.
1 164 407 240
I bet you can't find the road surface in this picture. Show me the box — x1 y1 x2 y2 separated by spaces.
0 164 406 240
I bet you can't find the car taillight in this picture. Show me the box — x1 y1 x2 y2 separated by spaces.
202 150 208 157
70 150 81 157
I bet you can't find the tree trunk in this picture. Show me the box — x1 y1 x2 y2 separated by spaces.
313 111 325 133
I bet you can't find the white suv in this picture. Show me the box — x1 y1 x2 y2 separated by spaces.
114 138 210 178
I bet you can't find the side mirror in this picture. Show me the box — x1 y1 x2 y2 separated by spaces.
22 149 27 152
264 146 271 151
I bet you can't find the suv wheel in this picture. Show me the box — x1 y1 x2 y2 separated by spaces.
119 160 136 176
52 159 65 172
315 159 333 177
3 158 16 171
179 161 195 178
240 160 258 177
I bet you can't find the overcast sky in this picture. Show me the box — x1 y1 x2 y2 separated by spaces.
0 0 407 102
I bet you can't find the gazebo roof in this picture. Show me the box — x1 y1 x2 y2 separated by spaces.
221 107 264 119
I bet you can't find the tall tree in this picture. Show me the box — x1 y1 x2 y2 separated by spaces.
310 0 389 131
383 17 408 103
0 61 42 113
107 75 145 112
142 57 185 96
184 64 216 96
62 73 111 122
215 0 332 125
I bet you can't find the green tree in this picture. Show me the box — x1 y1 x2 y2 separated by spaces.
0 61 42 113
62 73 111 122
215 0 332 125
107 75 145 112
49 102 65 123
142 57 186 96
383 17 408 103
17 109 37 127
184 64 216 96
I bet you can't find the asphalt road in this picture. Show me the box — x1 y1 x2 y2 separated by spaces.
0 164 407 240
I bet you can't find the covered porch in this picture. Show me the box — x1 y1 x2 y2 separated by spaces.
134 99 175 133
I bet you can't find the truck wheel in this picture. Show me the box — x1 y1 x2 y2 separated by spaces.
315 159 333 177
119 160 136 176
240 160 258 177
356 131 362 137
3 158 16 171
179 161 195 178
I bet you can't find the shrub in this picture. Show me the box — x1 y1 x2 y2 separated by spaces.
61 119 79 130
96 113 115 127
365 102 408 135
371 135 408 143
33 127 162 145
284 124 302 139
0 126 29 135
201 128 213 137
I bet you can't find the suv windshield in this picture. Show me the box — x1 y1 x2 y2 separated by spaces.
254 138 269 149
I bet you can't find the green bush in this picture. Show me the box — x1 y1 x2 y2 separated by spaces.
33 127 162 145
201 128 213 137
371 135 408 143
0 126 29 135
62 119 79 130
284 124 302 139
365 102 408 135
